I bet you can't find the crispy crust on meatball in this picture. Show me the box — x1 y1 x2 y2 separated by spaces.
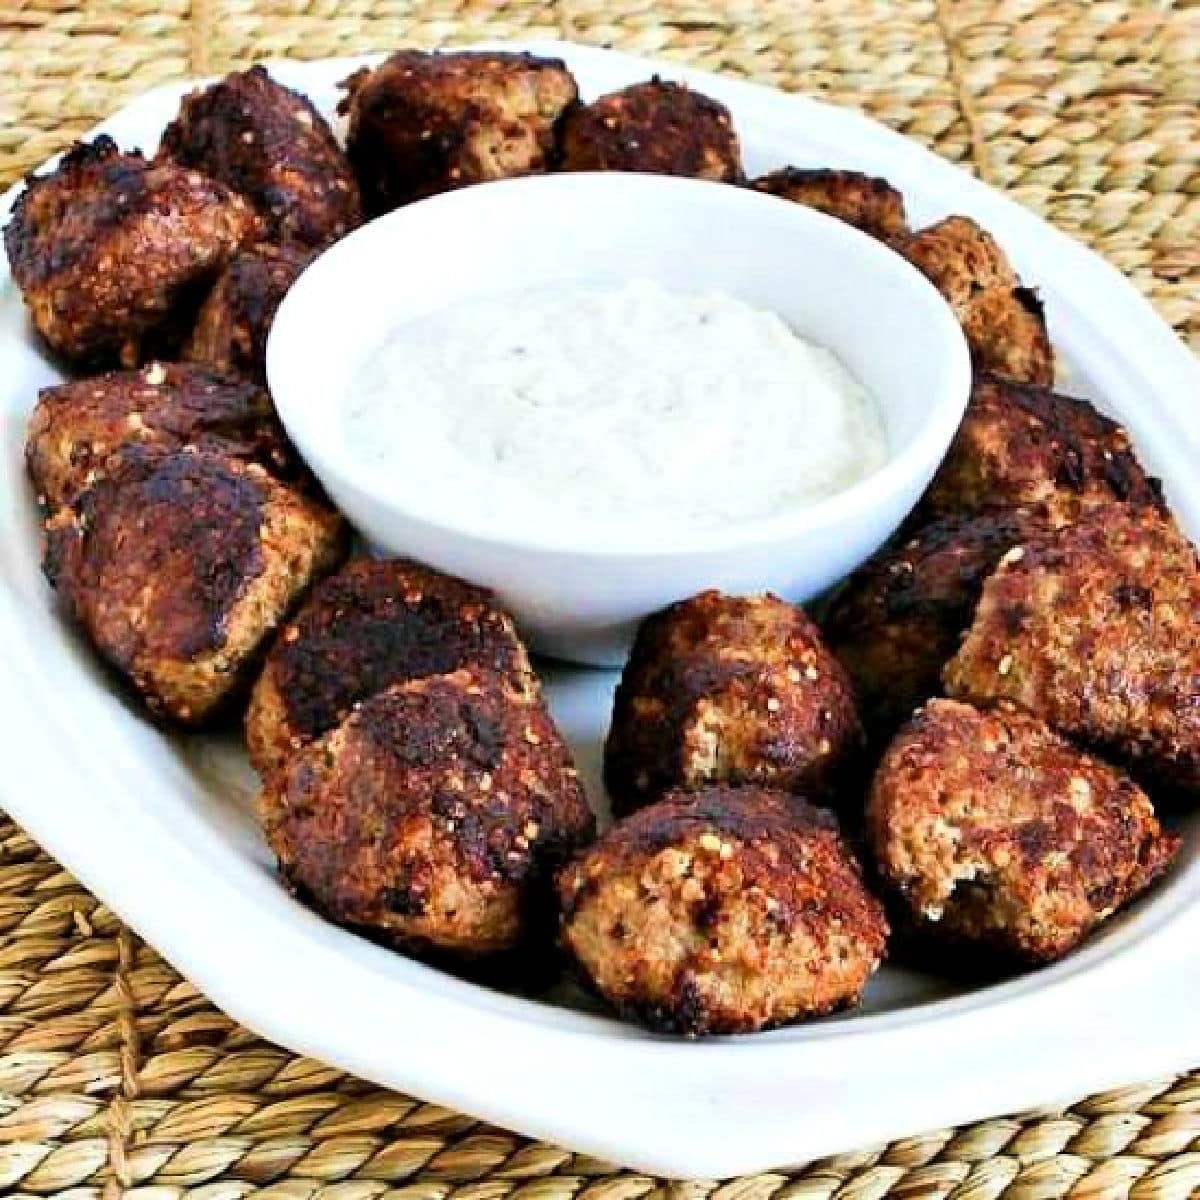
246 557 537 779
823 508 1047 739
4 136 259 367
558 785 888 1035
25 361 297 511
339 50 578 215
184 243 312 384
920 373 1163 524
867 699 1179 964
260 666 594 959
559 78 741 182
944 507 1200 796
44 445 346 725
751 167 908 243
160 66 362 249
901 216 1053 385
960 285 1054 390
604 591 863 816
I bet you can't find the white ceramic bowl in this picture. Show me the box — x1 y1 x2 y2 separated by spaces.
268 172 970 664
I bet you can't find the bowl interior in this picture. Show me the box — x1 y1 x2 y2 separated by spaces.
268 172 969 551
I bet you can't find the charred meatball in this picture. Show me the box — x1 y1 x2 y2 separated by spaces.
823 507 1046 740
751 167 907 243
184 243 312 384
25 361 297 511
605 591 863 816
944 507 1200 796
559 785 888 1035
160 66 361 249
867 699 1179 964
901 215 1053 385
339 50 578 215
4 136 259 367
260 666 594 960
246 557 536 779
560 79 741 181
920 373 1163 524
44 445 346 725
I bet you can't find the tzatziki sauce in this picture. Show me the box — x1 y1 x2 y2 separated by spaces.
345 279 886 534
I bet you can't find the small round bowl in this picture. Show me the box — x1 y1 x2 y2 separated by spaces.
268 173 970 665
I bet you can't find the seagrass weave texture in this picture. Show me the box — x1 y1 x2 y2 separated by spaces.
0 0 1198 1195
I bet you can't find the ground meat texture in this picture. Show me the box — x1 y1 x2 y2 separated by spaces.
558 785 888 1035
751 167 907 243
184 243 312 384
866 699 1179 965
246 557 537 779
160 66 362 249
919 373 1163 525
604 591 863 816
25 361 298 511
900 215 1053 385
43 445 346 725
339 50 578 215
944 508 1200 797
260 666 594 960
4 136 259 367
559 78 741 181
823 508 1047 741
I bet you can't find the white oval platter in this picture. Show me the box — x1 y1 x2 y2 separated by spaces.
0 39 1197 1181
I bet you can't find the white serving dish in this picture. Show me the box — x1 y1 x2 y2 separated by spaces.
0 40 1198 1180
268 171 970 665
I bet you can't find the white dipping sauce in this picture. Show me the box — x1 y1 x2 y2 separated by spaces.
346 280 886 533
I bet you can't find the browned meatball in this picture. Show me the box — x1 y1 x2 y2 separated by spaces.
901 215 1053 385
183 243 312 384
260 666 594 960
960 285 1054 391
4 136 259 367
823 507 1047 739
339 50 578 215
559 78 741 181
605 591 863 816
867 699 1179 964
751 167 907 243
25 361 297 511
944 507 1200 796
246 557 536 779
558 785 888 1035
44 445 346 725
920 373 1163 524
160 66 362 249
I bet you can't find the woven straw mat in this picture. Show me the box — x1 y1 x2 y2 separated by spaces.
1 1 1199 1196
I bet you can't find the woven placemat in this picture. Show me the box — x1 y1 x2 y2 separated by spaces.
0 1 1198 1195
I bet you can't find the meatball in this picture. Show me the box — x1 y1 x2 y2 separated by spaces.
901 215 1053 385
920 373 1163 524
559 78 741 182
246 557 537 779
25 361 297 511
867 699 1179 964
44 445 346 725
944 507 1200 796
260 666 595 960
339 50 578 215
159 66 362 249
751 167 907 243
558 785 888 1035
823 507 1046 740
4 136 259 367
604 591 863 816
184 243 312 384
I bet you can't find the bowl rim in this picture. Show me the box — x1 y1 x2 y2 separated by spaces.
267 171 973 559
